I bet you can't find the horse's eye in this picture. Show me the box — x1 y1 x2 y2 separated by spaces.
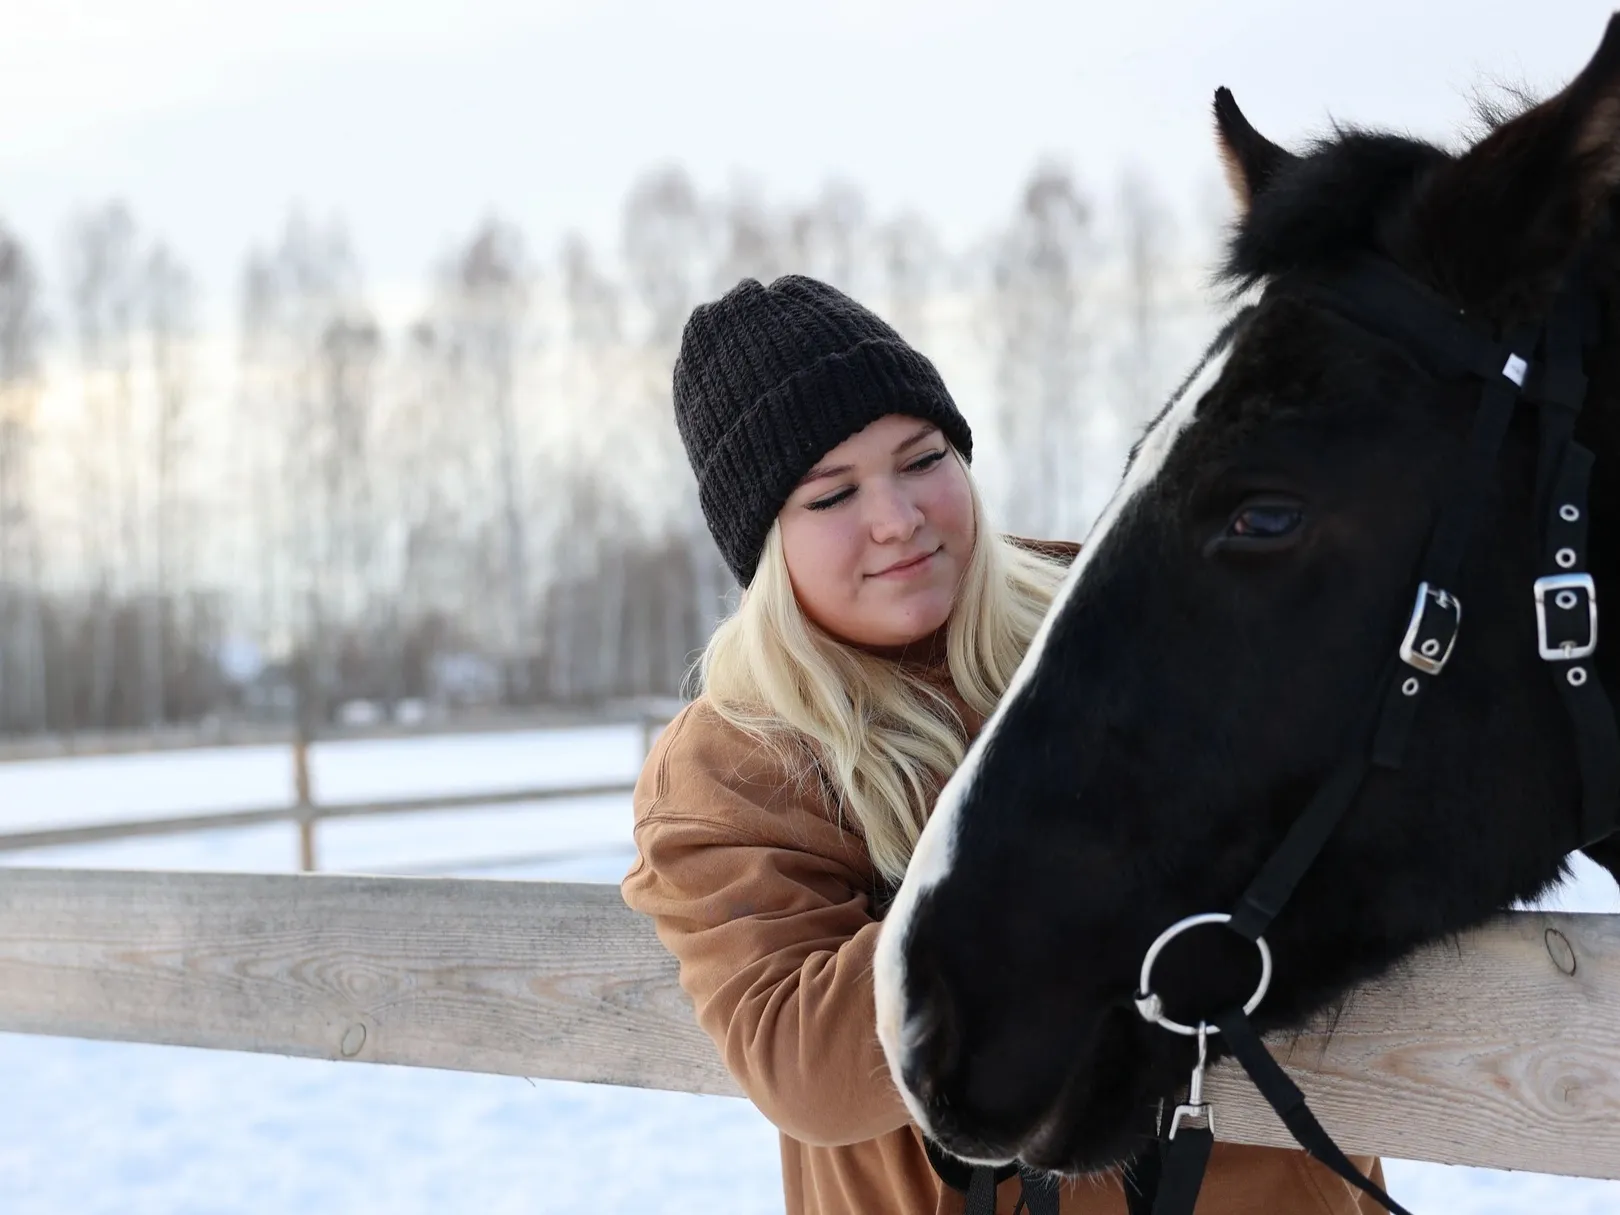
1228 504 1303 539
1209 499 1307 557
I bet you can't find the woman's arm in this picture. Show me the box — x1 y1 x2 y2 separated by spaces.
621 704 912 1147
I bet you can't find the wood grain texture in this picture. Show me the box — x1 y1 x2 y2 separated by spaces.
1203 911 1620 1178
0 868 737 1096
2 868 1617 1177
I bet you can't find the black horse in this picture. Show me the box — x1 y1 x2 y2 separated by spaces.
874 14 1620 1180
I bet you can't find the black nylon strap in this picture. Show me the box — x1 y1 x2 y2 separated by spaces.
1542 442 1593 574
1371 326 1536 767
1528 278 1620 846
1525 356 1589 411
933 1151 1060 1215
1416 328 1538 590
963 1165 997 1215
1015 1168 1062 1215
1212 1008 1415 1215
1231 749 1371 941
925 1138 1021 1213
958 1164 1061 1215
1561 626 1620 848
1303 256 1510 383
1529 265 1591 500
1534 257 1598 408
1533 392 1577 525
1540 441 1620 845
1148 1125 1214 1215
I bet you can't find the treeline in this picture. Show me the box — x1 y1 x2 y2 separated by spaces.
0 162 1222 736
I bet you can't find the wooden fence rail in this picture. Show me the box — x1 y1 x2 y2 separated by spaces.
0 705 677 868
1 868 1617 1179
0 781 639 855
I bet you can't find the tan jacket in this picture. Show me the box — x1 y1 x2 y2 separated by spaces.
621 553 1386 1214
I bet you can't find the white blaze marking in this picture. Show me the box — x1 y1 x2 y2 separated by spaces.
873 336 1236 1136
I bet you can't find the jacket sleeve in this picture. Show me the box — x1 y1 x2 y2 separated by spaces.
620 704 913 1147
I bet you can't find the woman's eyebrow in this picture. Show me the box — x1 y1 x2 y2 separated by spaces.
797 425 940 486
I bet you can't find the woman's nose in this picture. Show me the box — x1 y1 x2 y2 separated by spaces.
868 481 924 543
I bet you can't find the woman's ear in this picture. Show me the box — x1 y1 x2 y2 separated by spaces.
1410 14 1620 313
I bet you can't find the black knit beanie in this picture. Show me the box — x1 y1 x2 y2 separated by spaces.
673 274 973 586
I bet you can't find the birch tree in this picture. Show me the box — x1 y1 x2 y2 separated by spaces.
0 223 47 732
990 163 1095 539
141 241 196 724
64 202 141 727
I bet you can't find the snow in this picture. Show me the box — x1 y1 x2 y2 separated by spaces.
0 729 1615 1213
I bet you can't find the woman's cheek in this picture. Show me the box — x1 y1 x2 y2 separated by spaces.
928 470 975 547
813 513 864 589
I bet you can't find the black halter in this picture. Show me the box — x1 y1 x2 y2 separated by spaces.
1122 251 1620 1215
925 1135 1061 1215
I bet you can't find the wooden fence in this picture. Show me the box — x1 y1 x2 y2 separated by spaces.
0 703 679 871
1 867 1617 1180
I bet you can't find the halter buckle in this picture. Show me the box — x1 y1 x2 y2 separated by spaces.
1398 582 1462 676
1534 573 1598 661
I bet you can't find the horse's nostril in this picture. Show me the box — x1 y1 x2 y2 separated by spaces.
900 1052 935 1106
899 969 964 1106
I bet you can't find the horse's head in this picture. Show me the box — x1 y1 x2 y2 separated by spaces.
874 16 1620 1175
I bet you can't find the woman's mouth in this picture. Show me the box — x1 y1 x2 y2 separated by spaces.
871 548 940 579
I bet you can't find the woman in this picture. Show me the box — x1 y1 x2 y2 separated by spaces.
621 274 1383 1215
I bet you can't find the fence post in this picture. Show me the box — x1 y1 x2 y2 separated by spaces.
291 636 321 873
293 736 316 873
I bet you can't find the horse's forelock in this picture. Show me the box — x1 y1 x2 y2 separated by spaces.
1218 132 1450 292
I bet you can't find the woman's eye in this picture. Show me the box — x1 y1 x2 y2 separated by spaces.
807 487 855 512
804 452 943 510
1227 503 1303 539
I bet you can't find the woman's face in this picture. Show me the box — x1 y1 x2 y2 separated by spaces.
777 414 976 648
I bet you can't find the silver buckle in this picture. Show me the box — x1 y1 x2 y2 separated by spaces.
1534 573 1598 661
1399 582 1462 676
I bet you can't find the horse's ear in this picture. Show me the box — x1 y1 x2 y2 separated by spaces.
1214 88 1296 213
1413 14 1620 312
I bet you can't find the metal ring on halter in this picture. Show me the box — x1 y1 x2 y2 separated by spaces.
1133 912 1274 1036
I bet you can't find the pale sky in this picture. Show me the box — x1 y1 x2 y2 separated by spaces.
3 0 1616 334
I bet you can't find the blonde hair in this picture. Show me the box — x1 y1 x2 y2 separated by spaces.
696 461 1069 883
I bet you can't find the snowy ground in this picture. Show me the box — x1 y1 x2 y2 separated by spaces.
1 728 1616 1213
